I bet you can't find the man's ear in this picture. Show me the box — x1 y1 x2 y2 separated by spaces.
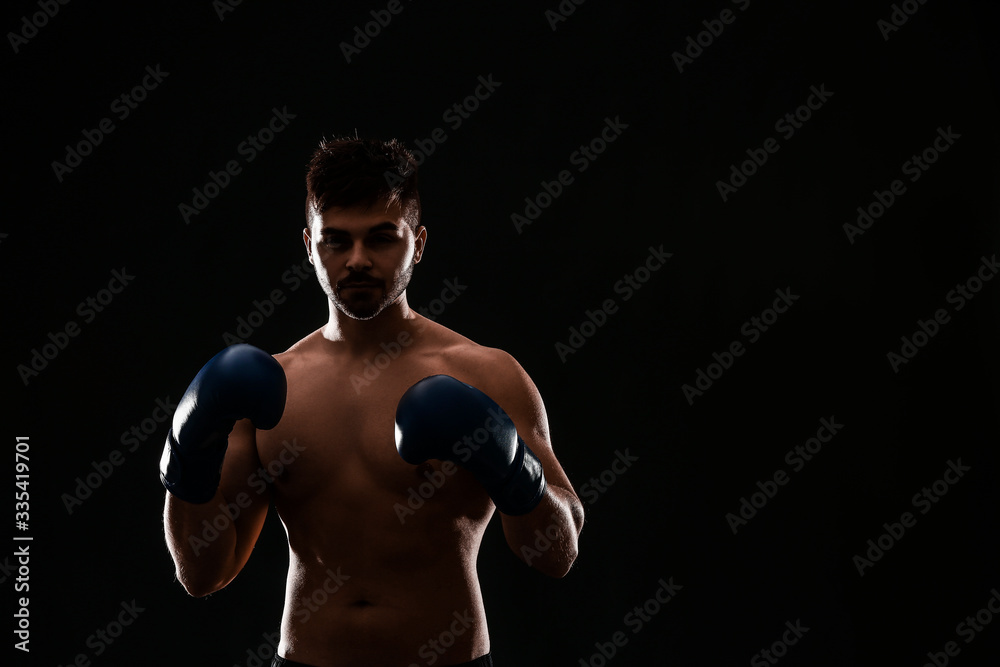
413 225 427 264
303 226 313 265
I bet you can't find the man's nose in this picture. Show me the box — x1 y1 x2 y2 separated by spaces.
346 242 373 272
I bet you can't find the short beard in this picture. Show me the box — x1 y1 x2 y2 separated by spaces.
330 260 415 321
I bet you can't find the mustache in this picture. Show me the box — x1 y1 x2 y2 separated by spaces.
337 274 383 289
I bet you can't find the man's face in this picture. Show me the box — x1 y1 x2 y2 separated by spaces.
304 200 425 320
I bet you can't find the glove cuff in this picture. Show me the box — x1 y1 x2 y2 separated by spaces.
489 438 547 515
159 429 224 504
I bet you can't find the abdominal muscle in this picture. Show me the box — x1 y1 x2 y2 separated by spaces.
272 464 493 667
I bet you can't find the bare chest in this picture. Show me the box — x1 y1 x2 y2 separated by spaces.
254 353 483 515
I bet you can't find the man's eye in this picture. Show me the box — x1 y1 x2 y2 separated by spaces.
371 235 395 244
323 238 347 248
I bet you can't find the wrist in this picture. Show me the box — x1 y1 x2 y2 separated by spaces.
486 438 547 515
159 429 226 504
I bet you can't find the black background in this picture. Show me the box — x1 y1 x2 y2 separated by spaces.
4 0 1000 665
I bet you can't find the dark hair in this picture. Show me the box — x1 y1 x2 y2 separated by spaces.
304 136 421 228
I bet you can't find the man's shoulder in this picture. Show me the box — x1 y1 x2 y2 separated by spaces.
417 318 519 372
448 342 520 374
420 327 531 401
271 328 325 370
422 324 547 438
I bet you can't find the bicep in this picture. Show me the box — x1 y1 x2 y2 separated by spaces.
491 353 576 496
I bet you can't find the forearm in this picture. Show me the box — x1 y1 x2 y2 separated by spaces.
163 489 240 597
502 484 584 577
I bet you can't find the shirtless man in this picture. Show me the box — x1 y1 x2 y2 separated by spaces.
161 137 585 667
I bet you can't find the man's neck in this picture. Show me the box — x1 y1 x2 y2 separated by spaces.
321 297 417 356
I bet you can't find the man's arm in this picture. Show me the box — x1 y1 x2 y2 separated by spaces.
159 344 285 597
488 353 585 578
163 418 270 597
393 348 584 577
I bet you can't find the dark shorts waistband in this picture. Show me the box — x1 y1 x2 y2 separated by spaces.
272 652 493 667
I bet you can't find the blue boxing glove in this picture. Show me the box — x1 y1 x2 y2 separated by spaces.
395 375 546 515
160 344 286 504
